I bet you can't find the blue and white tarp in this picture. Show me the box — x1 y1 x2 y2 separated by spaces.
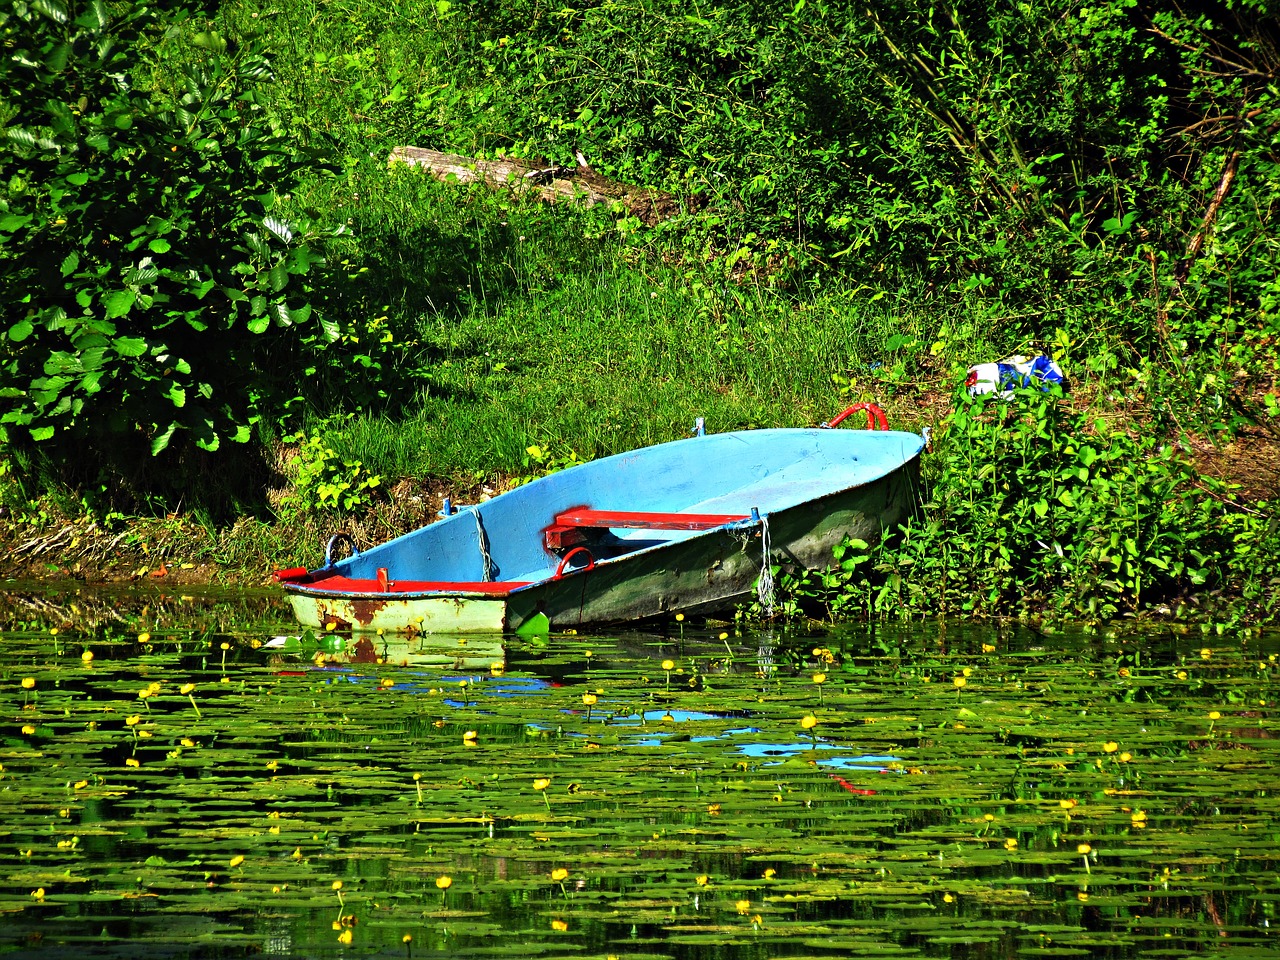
965 355 1066 398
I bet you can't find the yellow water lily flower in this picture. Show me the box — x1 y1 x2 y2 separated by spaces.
533 777 551 791
550 919 568 932
1103 741 1119 753
230 855 245 868
800 715 818 730
21 678 35 689
550 867 568 882
661 660 674 671
436 875 452 889
736 899 751 915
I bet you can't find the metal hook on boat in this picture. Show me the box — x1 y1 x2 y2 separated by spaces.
553 547 596 579
323 533 360 568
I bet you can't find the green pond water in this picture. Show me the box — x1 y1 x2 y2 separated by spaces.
2 584 1279 959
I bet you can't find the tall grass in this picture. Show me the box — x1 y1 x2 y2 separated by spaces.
292 162 1095 486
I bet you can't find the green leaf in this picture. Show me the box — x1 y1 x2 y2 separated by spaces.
45 41 72 72
32 0 69 24
192 31 228 53
263 217 293 242
112 337 149 357
104 289 137 319
7 319 34 343
78 347 107 371
30 425 56 442
247 315 270 334
149 238 171 254
150 422 179 456
0 213 32 232
166 382 186 407
61 251 80 276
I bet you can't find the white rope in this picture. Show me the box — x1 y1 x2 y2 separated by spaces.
756 514 774 617
475 510 494 582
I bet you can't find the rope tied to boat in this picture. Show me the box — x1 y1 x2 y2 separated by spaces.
475 510 494 582
756 514 775 617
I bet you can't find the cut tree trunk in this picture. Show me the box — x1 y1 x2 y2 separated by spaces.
389 147 681 225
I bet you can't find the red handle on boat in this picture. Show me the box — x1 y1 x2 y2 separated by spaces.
553 547 596 579
825 402 888 430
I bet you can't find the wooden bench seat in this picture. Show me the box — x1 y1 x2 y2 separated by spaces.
543 508 751 550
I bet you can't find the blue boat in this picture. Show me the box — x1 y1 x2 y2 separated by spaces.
273 422 924 633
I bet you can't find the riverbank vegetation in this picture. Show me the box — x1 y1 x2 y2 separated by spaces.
1 0 1277 623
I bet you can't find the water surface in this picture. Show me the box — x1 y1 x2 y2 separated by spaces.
2 585 1278 958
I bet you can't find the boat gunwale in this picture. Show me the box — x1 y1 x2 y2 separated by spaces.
280 445 923 604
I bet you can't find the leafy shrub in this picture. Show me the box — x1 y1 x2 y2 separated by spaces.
280 430 383 515
779 385 1277 622
0 1 338 496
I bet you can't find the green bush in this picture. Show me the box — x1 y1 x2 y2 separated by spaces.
0 1 338 494
779 385 1278 622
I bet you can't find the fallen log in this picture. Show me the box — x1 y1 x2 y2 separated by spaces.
388 146 681 225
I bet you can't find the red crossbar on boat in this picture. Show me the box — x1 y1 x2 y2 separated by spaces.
544 508 751 550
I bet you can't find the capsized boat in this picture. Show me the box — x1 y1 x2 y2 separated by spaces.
273 420 924 633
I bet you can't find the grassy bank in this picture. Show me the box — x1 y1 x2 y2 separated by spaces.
1 0 1277 625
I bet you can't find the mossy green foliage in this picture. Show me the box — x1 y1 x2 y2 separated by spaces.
2 598 1279 956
